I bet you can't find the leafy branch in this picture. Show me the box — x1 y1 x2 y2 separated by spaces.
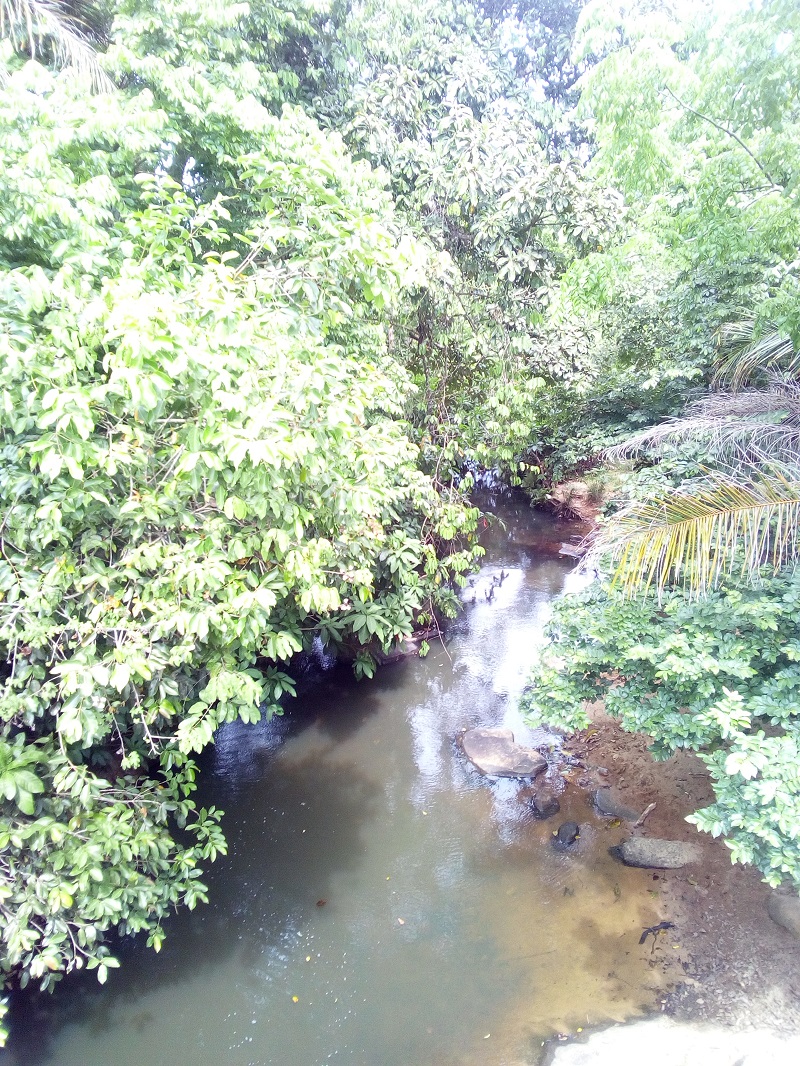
664 85 781 192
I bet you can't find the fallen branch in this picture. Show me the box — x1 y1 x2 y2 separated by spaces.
634 802 656 828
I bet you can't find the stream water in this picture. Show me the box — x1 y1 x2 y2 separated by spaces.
5 496 665 1066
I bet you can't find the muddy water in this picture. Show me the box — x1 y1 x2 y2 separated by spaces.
7 497 665 1066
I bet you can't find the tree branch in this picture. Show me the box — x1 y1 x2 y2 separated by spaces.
664 86 781 191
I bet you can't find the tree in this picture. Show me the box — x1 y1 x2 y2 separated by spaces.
310 0 623 478
0 2 481 1042
596 328 800 596
568 0 800 593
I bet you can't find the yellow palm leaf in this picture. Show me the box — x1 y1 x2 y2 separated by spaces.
596 473 800 597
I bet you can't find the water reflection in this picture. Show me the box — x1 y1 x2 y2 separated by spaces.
6 496 663 1066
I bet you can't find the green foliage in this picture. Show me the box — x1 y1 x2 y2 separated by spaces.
598 470 800 597
311 0 622 476
520 0 800 903
528 0 800 490
3 0 800 1044
0 2 481 1033
0 1 112 91
522 572 800 888
595 335 800 597
575 0 800 298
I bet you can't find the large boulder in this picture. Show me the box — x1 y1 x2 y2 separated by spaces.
460 727 547 779
767 892 800 940
612 837 702 869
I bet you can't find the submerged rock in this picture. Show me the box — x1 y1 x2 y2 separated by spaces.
529 788 560 819
555 821 580 847
558 542 585 558
767 892 800 940
460 727 547 779
612 837 702 869
592 787 638 821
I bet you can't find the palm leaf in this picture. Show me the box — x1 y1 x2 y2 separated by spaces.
594 472 800 598
609 415 800 467
608 382 800 466
715 320 799 389
0 0 112 92
693 381 800 418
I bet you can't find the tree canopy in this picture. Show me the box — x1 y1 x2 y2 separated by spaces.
523 0 800 897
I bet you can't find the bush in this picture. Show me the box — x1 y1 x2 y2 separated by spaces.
522 572 800 889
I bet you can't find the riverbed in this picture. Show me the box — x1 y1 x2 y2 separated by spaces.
5 497 669 1066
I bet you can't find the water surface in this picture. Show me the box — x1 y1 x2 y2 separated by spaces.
6 497 664 1066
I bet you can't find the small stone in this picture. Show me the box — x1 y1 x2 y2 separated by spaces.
612 838 703 869
460 727 547 779
767 892 800 939
555 822 580 847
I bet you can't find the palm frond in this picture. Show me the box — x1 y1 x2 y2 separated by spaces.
715 321 799 389
608 381 800 465
594 472 800 598
608 414 800 466
691 382 800 417
0 0 112 92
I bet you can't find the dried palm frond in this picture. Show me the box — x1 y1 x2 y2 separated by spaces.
693 381 800 418
0 0 112 92
593 470 800 598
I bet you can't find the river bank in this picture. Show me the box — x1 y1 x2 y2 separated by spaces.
533 484 800 1054
549 705 800 1042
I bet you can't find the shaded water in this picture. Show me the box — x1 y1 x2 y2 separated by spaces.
6 498 665 1066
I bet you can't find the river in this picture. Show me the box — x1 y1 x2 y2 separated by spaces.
5 495 664 1066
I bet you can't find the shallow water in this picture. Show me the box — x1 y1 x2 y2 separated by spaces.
6 497 665 1066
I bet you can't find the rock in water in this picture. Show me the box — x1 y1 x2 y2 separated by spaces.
767 893 800 940
460 727 547 779
613 838 702 869
555 822 580 847
592 787 638 821
548 1017 800 1066
530 788 560 819
558 542 585 558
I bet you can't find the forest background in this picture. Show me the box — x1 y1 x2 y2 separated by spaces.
0 0 799 1044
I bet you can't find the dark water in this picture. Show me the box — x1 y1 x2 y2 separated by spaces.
5 497 664 1066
